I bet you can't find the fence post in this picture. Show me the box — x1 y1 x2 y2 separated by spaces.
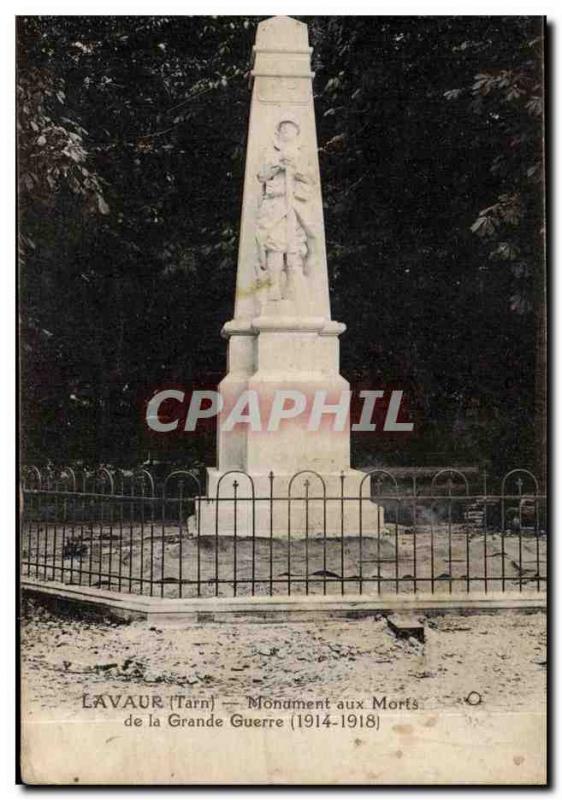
269 471 274 596
482 468 488 594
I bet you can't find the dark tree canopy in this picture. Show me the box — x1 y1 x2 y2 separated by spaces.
17 15 545 480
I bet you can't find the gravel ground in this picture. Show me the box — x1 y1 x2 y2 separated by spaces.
21 598 546 718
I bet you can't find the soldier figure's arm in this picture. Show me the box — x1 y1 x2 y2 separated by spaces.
257 153 283 184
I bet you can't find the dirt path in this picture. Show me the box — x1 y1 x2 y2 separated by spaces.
21 599 546 719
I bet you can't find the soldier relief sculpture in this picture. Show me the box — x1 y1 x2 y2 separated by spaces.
255 114 317 307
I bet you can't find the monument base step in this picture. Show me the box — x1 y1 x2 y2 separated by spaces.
188 469 384 538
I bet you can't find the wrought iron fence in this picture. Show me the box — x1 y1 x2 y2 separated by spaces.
20 466 547 599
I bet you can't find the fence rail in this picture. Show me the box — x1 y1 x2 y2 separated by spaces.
20 466 547 599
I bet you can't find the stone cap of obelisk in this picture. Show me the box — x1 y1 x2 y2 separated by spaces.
223 16 339 338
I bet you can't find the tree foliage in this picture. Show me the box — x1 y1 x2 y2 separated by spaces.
17 16 545 478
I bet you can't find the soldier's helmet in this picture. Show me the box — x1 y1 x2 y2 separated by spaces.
276 113 301 134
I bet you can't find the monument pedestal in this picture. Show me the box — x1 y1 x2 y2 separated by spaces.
192 468 383 539
190 314 383 538
219 314 349 474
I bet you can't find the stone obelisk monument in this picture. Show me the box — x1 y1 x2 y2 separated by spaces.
197 16 381 536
